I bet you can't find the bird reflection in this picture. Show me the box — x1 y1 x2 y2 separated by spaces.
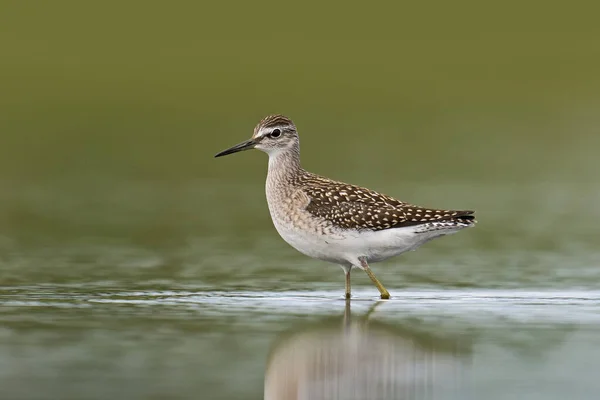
265 301 471 400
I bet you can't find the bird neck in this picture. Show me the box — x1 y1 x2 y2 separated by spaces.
267 146 301 185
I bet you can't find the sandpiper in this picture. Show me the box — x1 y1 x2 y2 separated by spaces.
215 115 475 299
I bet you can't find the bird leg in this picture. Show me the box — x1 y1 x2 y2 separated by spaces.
358 256 390 299
345 269 352 299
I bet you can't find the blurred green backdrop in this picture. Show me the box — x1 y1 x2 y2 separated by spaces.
2 1 599 181
0 1 599 285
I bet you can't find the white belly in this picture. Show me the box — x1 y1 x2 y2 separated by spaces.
272 218 461 267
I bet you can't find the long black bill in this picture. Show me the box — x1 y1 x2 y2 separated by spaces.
214 138 257 158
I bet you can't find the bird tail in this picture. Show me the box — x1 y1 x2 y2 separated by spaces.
452 210 476 225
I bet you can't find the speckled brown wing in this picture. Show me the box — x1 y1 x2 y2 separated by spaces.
300 175 475 231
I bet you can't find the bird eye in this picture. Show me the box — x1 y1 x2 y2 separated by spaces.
270 129 281 138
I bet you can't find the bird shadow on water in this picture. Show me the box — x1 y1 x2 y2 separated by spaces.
264 300 473 400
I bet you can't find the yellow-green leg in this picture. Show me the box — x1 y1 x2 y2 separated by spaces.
359 257 390 299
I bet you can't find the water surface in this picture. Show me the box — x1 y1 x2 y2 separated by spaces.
2 288 600 400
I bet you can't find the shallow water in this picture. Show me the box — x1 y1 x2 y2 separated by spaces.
2 178 600 400
2 288 600 400
2 158 600 400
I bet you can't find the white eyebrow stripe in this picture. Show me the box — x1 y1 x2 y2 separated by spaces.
253 130 266 139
